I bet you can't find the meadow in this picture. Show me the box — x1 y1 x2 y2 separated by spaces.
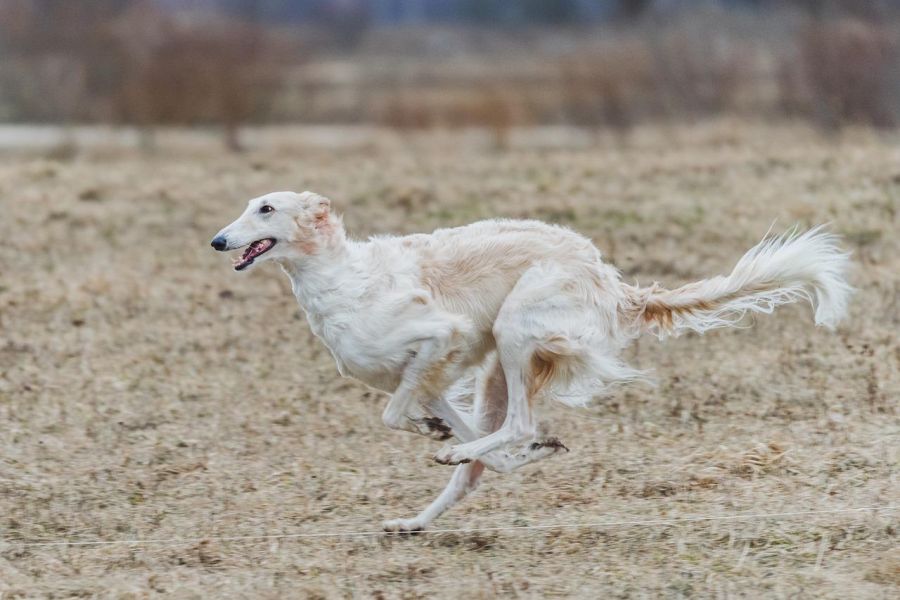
0 121 897 598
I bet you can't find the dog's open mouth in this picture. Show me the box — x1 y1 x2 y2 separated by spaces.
233 239 276 271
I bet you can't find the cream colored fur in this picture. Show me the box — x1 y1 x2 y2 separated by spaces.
212 191 852 531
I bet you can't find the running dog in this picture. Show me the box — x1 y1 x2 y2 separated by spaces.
211 191 851 532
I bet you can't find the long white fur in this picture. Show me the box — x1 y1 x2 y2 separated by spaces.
212 191 852 532
626 225 853 339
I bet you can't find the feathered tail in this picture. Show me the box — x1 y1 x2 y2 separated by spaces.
623 225 852 339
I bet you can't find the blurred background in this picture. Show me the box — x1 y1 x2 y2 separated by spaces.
3 3 899 596
2 0 900 152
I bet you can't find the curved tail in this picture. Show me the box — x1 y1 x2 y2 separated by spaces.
623 226 852 339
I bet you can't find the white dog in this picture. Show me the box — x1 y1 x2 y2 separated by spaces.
211 191 851 532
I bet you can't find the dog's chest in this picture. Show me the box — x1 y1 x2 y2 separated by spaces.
304 308 407 391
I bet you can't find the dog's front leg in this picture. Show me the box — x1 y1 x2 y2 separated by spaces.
381 334 453 437
383 461 486 533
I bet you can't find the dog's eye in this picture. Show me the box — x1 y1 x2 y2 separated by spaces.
259 205 274 214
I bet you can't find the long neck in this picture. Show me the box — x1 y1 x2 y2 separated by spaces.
279 223 358 315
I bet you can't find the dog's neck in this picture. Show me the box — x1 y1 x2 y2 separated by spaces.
278 221 357 316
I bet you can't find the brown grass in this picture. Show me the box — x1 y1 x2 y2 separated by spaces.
0 121 897 597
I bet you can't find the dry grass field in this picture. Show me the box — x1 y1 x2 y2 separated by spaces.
0 121 897 598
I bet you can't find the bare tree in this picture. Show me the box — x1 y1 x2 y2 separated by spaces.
115 1 270 152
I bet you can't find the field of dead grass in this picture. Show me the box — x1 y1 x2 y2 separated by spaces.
0 121 897 598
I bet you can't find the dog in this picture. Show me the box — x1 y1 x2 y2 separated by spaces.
211 191 851 532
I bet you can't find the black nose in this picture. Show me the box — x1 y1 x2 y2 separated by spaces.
211 236 228 251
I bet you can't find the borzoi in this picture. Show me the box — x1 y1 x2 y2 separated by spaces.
211 191 851 532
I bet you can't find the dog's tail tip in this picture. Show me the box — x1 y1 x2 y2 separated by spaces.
800 227 854 329
624 224 853 338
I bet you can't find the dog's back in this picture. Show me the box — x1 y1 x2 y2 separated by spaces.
406 219 616 331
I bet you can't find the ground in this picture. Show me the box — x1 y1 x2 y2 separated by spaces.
0 121 897 598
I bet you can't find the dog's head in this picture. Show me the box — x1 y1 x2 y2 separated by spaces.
210 191 335 271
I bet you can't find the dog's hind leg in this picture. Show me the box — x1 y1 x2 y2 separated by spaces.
433 263 592 466
433 330 540 463
384 353 572 532
428 355 568 473
433 361 535 466
427 393 554 474
384 356 569 532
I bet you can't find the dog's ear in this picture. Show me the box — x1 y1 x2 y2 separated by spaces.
307 193 331 229
313 195 330 218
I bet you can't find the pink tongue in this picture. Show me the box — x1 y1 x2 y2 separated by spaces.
240 240 271 264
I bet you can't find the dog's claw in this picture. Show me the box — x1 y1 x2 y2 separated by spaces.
434 455 472 465
528 437 569 453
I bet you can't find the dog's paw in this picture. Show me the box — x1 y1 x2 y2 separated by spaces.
412 416 453 441
516 437 569 462
433 444 474 465
383 518 426 534
528 437 569 453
